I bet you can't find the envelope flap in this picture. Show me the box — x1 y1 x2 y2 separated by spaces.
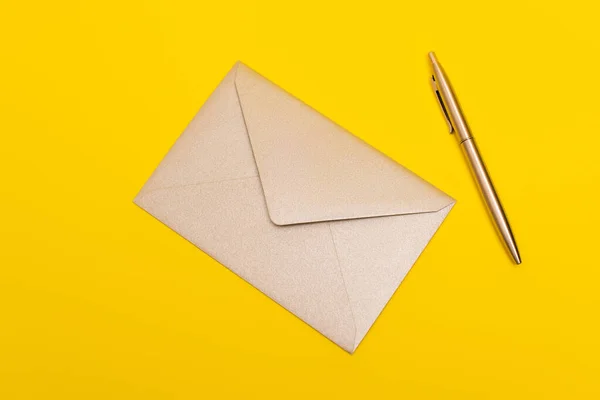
234 63 453 226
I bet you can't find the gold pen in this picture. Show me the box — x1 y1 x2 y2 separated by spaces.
428 52 521 264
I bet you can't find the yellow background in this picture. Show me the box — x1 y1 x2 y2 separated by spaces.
1 0 599 398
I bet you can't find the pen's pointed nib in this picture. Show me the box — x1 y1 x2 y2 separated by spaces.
510 246 522 265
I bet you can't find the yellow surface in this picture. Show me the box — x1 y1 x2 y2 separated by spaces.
1 0 599 398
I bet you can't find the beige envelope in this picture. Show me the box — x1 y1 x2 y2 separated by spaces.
134 62 455 353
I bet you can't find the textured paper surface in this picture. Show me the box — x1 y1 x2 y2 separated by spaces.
135 63 455 352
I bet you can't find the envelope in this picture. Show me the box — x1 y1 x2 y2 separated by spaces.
134 62 455 353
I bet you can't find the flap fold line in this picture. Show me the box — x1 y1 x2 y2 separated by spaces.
328 223 358 352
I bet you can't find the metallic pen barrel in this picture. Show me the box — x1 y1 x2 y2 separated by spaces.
428 51 521 264
460 138 521 264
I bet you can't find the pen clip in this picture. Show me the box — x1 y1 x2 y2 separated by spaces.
430 75 454 133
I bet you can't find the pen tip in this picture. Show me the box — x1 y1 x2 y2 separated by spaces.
512 249 522 265
506 237 521 265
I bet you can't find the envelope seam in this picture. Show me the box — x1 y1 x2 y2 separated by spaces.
136 175 259 201
233 66 281 226
328 223 357 351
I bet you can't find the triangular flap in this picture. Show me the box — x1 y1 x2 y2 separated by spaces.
137 64 258 199
234 63 453 226
135 176 358 353
329 203 454 351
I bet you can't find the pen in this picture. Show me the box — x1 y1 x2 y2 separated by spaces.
428 52 521 264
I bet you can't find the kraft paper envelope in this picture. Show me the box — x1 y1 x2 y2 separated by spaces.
135 62 455 353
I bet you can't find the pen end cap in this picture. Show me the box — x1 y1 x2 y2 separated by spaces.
428 51 438 64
